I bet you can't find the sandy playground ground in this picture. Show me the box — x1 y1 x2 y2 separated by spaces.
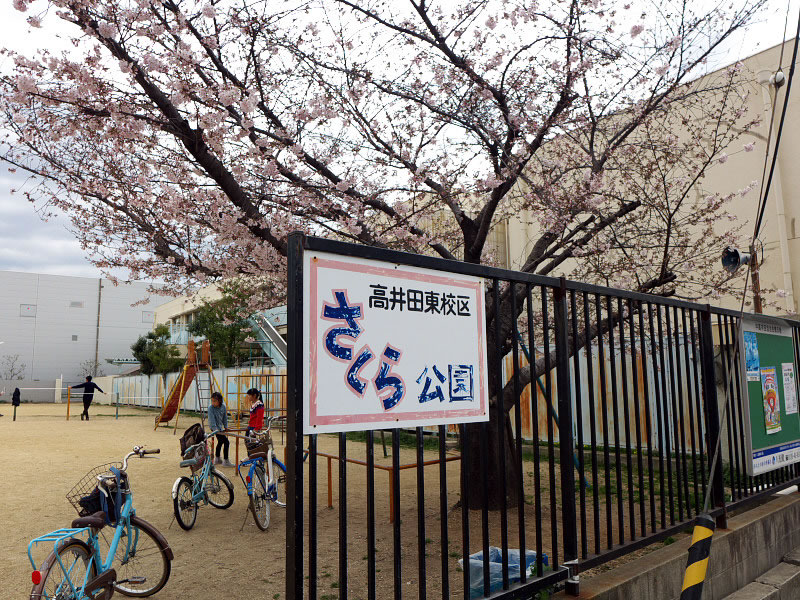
2 403 499 599
2 402 700 599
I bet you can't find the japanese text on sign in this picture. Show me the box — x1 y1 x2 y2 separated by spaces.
304 252 489 434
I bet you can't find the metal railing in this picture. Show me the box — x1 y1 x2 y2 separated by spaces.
285 233 800 600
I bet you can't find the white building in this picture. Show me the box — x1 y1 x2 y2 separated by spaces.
0 271 172 382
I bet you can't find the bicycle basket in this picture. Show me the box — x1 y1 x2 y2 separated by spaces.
183 442 209 473
245 432 272 457
66 462 123 517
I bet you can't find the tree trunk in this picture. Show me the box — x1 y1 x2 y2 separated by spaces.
461 401 519 509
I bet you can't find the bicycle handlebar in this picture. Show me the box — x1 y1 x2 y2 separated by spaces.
120 446 161 471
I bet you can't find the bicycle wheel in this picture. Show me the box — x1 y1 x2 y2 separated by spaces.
249 463 271 531
113 516 172 597
30 539 97 600
206 468 234 509
172 477 197 531
270 457 287 508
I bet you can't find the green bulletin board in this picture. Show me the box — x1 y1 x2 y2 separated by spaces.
739 316 800 476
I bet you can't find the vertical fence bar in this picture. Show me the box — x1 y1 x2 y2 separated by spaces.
595 295 612 549
655 305 675 525
729 316 750 498
618 297 635 539
542 285 559 567
310 434 318 600
673 307 691 516
606 296 624 544
584 292 601 555
647 303 666 529
461 424 471 599
571 290 588 559
700 308 726 528
416 427 427 600
529 285 544 576
688 311 707 502
727 315 746 498
480 418 491 597
719 315 740 501
509 283 522 585
665 307 685 522
498 281 510 588
339 432 349 600
367 430 376 600
554 279 578 568
393 428 402 600
629 300 646 536
681 308 700 515
438 425 450 600
286 232 304 600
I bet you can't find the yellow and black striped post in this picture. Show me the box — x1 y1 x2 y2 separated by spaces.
680 513 716 599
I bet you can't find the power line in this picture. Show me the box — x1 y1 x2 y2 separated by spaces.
752 12 800 240
702 4 800 516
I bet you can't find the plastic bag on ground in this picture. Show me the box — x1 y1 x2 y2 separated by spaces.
457 546 549 598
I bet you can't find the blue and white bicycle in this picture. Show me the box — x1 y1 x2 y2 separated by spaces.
172 429 235 530
236 415 287 531
28 445 173 599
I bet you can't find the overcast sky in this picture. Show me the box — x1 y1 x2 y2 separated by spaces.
0 0 796 279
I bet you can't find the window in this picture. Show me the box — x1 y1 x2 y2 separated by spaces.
69 301 85 308
20 304 36 317
142 311 154 323
72 335 78 342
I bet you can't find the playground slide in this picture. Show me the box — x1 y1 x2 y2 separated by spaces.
154 365 198 425
249 313 287 367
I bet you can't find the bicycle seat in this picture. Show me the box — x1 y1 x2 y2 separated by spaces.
248 452 268 461
72 511 107 529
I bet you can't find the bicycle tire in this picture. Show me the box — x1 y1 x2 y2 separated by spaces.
206 468 234 509
113 515 172 597
249 463 271 531
270 456 287 508
30 538 97 600
172 476 198 531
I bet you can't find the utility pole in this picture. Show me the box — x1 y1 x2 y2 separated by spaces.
750 244 763 314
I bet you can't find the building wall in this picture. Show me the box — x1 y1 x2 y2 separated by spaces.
500 40 799 316
153 284 222 327
0 271 171 382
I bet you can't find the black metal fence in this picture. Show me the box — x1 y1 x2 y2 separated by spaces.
285 233 800 599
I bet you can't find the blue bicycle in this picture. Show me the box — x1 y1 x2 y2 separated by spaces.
237 416 287 531
28 445 173 599
172 429 235 530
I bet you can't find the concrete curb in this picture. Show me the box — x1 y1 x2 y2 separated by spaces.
552 494 800 600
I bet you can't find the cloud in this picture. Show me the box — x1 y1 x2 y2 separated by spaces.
0 168 110 277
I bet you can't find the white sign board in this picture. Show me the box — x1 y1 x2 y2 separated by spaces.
303 251 489 434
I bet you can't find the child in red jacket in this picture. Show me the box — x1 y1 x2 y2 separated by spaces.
245 388 264 438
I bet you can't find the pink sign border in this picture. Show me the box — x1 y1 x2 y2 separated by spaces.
309 256 488 429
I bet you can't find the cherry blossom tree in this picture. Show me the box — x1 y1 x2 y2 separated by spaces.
0 0 765 506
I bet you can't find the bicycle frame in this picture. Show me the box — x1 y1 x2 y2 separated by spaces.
28 489 138 598
188 454 214 504
236 448 286 503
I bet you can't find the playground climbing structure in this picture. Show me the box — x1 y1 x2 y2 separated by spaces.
154 339 222 433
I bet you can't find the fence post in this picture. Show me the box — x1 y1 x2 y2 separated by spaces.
286 232 305 600
699 307 726 528
554 278 579 592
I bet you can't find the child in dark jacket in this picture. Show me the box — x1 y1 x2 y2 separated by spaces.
208 392 232 467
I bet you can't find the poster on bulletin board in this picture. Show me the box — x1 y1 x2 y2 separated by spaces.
739 316 800 475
